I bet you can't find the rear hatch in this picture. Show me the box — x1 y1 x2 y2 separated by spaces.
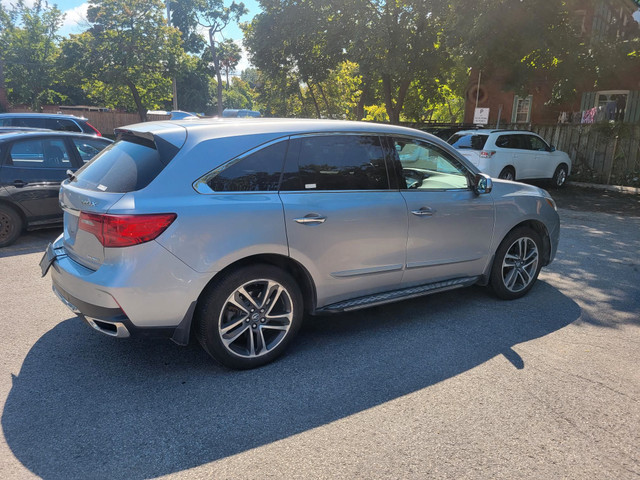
59 124 185 270
448 133 489 167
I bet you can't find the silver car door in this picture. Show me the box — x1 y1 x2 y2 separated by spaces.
279 134 408 309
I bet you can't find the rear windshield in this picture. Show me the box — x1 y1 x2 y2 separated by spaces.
70 139 165 193
448 133 488 150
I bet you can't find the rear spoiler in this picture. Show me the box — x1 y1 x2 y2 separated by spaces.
114 128 183 167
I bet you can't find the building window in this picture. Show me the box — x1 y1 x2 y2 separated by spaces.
596 90 628 122
512 95 533 124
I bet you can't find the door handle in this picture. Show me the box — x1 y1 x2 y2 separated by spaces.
294 213 327 225
411 207 435 217
13 180 26 188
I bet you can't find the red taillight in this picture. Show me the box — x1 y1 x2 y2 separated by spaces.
86 122 102 136
78 212 177 247
480 150 496 158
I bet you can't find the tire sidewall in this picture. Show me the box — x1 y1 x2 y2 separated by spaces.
196 264 304 369
0 204 22 248
490 227 543 300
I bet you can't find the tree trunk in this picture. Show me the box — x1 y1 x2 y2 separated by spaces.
317 82 331 115
306 79 321 118
382 74 410 124
0 58 8 112
126 79 147 122
209 29 224 116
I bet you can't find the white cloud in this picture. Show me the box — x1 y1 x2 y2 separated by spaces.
60 2 89 34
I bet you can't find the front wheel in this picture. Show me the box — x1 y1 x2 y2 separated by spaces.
490 227 543 300
551 164 568 188
195 264 304 369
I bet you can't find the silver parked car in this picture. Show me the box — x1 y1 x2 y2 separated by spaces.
41 119 560 369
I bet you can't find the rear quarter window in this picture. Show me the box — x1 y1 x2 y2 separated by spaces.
70 139 165 193
448 134 488 150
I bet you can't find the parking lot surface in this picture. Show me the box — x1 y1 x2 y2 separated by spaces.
0 189 638 479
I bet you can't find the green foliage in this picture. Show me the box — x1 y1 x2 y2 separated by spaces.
0 0 65 110
59 0 185 120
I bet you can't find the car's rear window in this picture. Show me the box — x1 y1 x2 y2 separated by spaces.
448 133 488 150
70 138 165 193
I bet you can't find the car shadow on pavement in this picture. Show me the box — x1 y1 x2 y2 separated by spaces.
0 228 60 259
2 281 579 480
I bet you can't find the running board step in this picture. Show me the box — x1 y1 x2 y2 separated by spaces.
317 277 479 313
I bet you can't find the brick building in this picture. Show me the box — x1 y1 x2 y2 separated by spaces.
463 0 640 126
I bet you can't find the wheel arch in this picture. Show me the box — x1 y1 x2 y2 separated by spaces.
478 219 551 286
173 253 317 346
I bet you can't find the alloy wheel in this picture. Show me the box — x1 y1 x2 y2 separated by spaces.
218 279 294 358
501 237 539 293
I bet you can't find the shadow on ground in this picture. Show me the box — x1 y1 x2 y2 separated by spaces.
0 228 60 259
3 282 579 479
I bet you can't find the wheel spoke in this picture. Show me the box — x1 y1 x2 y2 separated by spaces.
220 315 248 335
504 268 518 289
228 295 250 315
247 328 256 356
238 286 261 311
257 328 267 353
222 323 250 346
519 268 531 285
261 324 289 331
265 283 285 315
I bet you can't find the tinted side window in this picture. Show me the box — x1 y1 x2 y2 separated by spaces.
72 138 111 163
12 117 46 128
206 140 288 192
495 135 522 149
71 139 165 193
448 133 488 150
48 118 82 132
9 139 71 168
280 135 389 191
526 135 548 151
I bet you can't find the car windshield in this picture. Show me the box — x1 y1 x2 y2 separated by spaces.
448 134 488 150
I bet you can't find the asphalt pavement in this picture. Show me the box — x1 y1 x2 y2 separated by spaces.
0 192 638 479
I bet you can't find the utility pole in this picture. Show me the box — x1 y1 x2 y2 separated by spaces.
167 0 178 111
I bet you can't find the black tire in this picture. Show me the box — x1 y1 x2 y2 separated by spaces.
498 167 516 181
0 204 23 248
490 227 543 300
195 264 304 369
551 164 568 189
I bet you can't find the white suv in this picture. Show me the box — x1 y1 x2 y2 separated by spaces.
448 130 571 188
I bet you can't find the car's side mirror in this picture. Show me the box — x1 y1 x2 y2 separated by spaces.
473 173 492 195
547 145 556 152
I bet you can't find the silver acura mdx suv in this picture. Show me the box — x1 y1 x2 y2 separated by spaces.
41 119 560 369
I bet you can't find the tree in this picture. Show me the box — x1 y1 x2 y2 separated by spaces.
217 38 242 88
0 0 65 110
59 0 184 121
244 0 451 124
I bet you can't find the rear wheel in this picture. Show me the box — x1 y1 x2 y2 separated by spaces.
490 227 543 300
498 167 516 181
195 264 304 369
0 204 23 248
551 164 568 188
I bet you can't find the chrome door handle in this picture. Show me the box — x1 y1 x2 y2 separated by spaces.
294 214 327 225
411 207 435 217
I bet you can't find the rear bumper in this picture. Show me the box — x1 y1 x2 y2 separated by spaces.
48 233 213 341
